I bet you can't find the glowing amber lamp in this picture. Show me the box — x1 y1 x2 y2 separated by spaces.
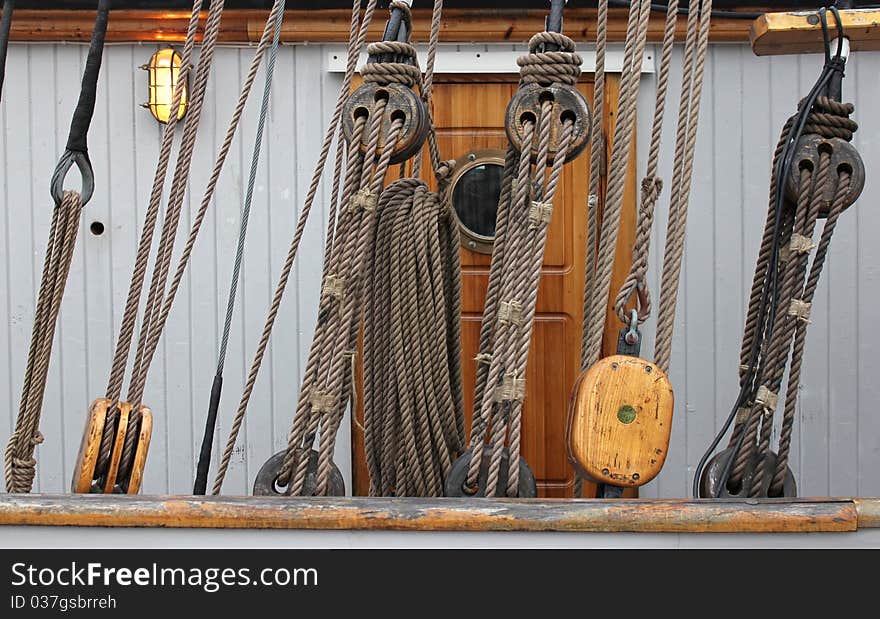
141 48 187 124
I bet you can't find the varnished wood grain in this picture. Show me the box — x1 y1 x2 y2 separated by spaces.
567 355 674 487
6 9 754 44
71 399 110 494
0 495 867 533
751 9 880 56
101 401 132 493
126 407 153 495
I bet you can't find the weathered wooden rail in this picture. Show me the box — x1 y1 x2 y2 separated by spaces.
0 495 876 533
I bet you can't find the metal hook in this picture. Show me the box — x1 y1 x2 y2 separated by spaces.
50 149 95 207
625 309 640 346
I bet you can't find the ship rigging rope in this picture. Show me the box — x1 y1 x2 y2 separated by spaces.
4 0 110 493
464 25 582 497
693 6 860 498
95 0 291 490
210 0 381 495
192 0 285 496
212 0 460 497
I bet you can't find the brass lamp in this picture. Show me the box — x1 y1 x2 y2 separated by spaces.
141 48 187 124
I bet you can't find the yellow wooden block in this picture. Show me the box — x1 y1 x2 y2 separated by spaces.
751 9 880 56
567 355 674 487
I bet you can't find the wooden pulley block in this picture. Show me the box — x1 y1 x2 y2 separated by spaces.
342 81 429 165
253 449 345 497
444 446 537 498
699 446 797 498
504 83 591 165
71 398 152 494
566 355 674 488
785 134 865 216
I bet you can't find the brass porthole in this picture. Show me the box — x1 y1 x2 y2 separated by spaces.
447 149 505 254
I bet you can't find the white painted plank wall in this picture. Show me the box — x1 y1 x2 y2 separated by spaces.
1 42 878 498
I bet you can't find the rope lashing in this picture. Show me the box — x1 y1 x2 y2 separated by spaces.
696 7 864 498
4 0 111 494
453 4 591 497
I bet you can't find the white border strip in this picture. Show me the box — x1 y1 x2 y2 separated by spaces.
326 43 656 74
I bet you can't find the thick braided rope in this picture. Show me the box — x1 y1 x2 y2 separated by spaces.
612 0 680 325
113 0 288 483
583 0 652 370
747 155 824 496
96 0 206 479
4 191 82 492
652 0 713 374
581 0 608 374
211 0 379 495
771 172 851 495
362 180 463 496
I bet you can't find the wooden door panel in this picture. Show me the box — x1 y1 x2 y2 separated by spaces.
352 74 637 498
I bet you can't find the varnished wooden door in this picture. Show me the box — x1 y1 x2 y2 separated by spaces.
352 74 637 497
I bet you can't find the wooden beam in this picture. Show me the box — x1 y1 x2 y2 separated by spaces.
0 495 868 533
750 9 880 56
7 9 753 45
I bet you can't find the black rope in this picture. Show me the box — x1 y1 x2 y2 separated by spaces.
0 0 15 101
692 5 847 498
49 0 111 207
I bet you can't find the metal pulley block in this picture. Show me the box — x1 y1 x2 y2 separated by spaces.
785 134 865 216
71 398 153 494
342 81 429 165
253 449 345 497
504 83 591 165
698 446 797 498
444 446 537 498
567 355 673 488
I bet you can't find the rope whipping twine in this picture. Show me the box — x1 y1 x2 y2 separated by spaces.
192 0 285 496
211 0 381 495
462 27 584 498
94 0 290 491
693 7 858 498
4 0 111 493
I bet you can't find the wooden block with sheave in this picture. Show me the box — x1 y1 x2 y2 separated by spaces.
750 9 880 56
566 355 674 488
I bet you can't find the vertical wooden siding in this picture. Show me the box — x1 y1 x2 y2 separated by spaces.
1 42 878 497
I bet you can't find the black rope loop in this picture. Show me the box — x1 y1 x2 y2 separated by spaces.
50 150 95 207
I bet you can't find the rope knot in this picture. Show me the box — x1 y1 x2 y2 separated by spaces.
802 95 859 141
30 431 44 446
498 300 524 325
787 299 812 323
788 233 814 256
362 40 421 87
755 385 778 411
640 176 663 203
474 353 493 365
528 200 554 228
349 188 378 213
493 372 526 403
322 274 346 302
309 391 338 414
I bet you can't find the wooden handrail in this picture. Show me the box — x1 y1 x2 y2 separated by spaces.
0 495 873 533
7 9 754 44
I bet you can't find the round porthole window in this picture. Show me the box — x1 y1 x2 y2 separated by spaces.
448 149 505 254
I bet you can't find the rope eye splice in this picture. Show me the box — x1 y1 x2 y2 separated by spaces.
4 0 110 494
447 0 591 499
696 5 865 500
